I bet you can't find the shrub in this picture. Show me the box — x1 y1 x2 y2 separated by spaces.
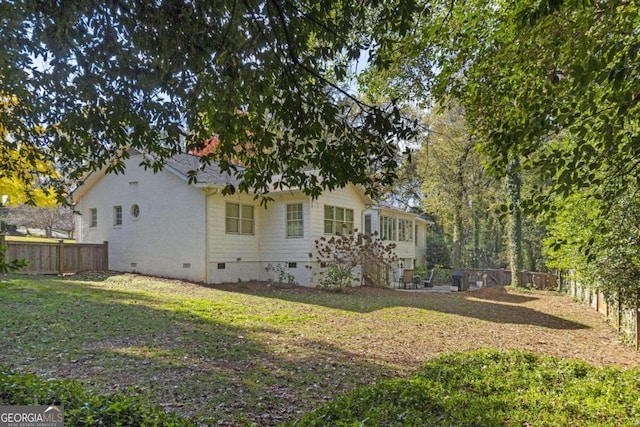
292 350 640 426
312 231 397 290
0 367 194 426
316 263 353 291
265 263 297 286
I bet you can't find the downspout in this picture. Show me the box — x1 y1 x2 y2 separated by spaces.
204 187 218 284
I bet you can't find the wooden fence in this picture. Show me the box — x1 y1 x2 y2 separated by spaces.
463 268 557 289
567 277 639 351
0 235 108 275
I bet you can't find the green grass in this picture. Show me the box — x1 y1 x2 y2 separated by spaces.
0 273 636 425
0 274 387 424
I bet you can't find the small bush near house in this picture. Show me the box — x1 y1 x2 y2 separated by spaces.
292 350 640 427
0 367 194 427
313 232 397 291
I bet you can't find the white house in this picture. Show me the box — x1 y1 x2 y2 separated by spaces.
73 150 390 286
363 204 430 286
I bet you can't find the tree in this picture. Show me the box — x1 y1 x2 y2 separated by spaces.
545 187 640 308
505 156 523 285
312 232 397 290
3 205 75 238
415 104 507 269
1 1 419 203
1 96 61 206
360 0 640 285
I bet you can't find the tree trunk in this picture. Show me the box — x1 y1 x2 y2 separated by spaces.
506 156 523 286
452 208 463 268
472 209 480 268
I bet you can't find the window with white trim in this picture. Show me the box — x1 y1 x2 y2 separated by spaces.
89 208 97 227
286 203 303 238
113 206 122 227
324 205 354 234
225 202 254 235
380 215 396 240
364 214 372 234
130 204 140 219
398 219 414 242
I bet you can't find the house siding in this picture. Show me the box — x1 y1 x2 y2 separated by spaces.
204 186 369 286
363 206 429 286
257 193 314 285
75 154 207 282
75 155 374 287
308 187 368 286
415 221 427 268
206 192 261 283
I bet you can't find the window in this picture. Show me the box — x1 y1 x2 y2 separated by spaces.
89 208 97 227
380 215 396 240
113 206 123 226
130 204 140 219
225 202 254 235
398 219 414 242
324 205 354 234
288 262 297 268
286 203 303 238
364 214 372 235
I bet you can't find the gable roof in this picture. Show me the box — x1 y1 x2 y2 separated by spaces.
71 151 240 202
72 150 373 205
164 153 242 188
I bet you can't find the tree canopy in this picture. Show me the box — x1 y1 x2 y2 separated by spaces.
1 0 418 201
1 95 59 206
365 0 640 202
360 0 640 289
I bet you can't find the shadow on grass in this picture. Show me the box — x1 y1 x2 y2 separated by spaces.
466 289 539 304
0 274 397 426
210 282 588 330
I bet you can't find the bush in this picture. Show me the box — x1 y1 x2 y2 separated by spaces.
313 232 397 290
292 350 640 426
0 367 194 426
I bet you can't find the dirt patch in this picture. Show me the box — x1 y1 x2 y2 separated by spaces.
209 282 640 369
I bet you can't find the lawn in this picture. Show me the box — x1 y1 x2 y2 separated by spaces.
1 273 639 426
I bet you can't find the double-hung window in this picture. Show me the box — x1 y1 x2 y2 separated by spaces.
113 206 122 227
225 203 255 235
286 203 303 238
89 208 98 227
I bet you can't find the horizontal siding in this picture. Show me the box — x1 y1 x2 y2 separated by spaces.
207 192 260 262
258 193 312 262
310 187 367 237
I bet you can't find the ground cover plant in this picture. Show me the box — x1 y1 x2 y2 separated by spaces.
1 273 640 425
293 350 640 426
0 368 192 426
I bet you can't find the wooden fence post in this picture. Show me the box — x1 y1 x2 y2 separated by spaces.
58 239 65 275
634 293 640 351
103 241 109 270
0 234 5 247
